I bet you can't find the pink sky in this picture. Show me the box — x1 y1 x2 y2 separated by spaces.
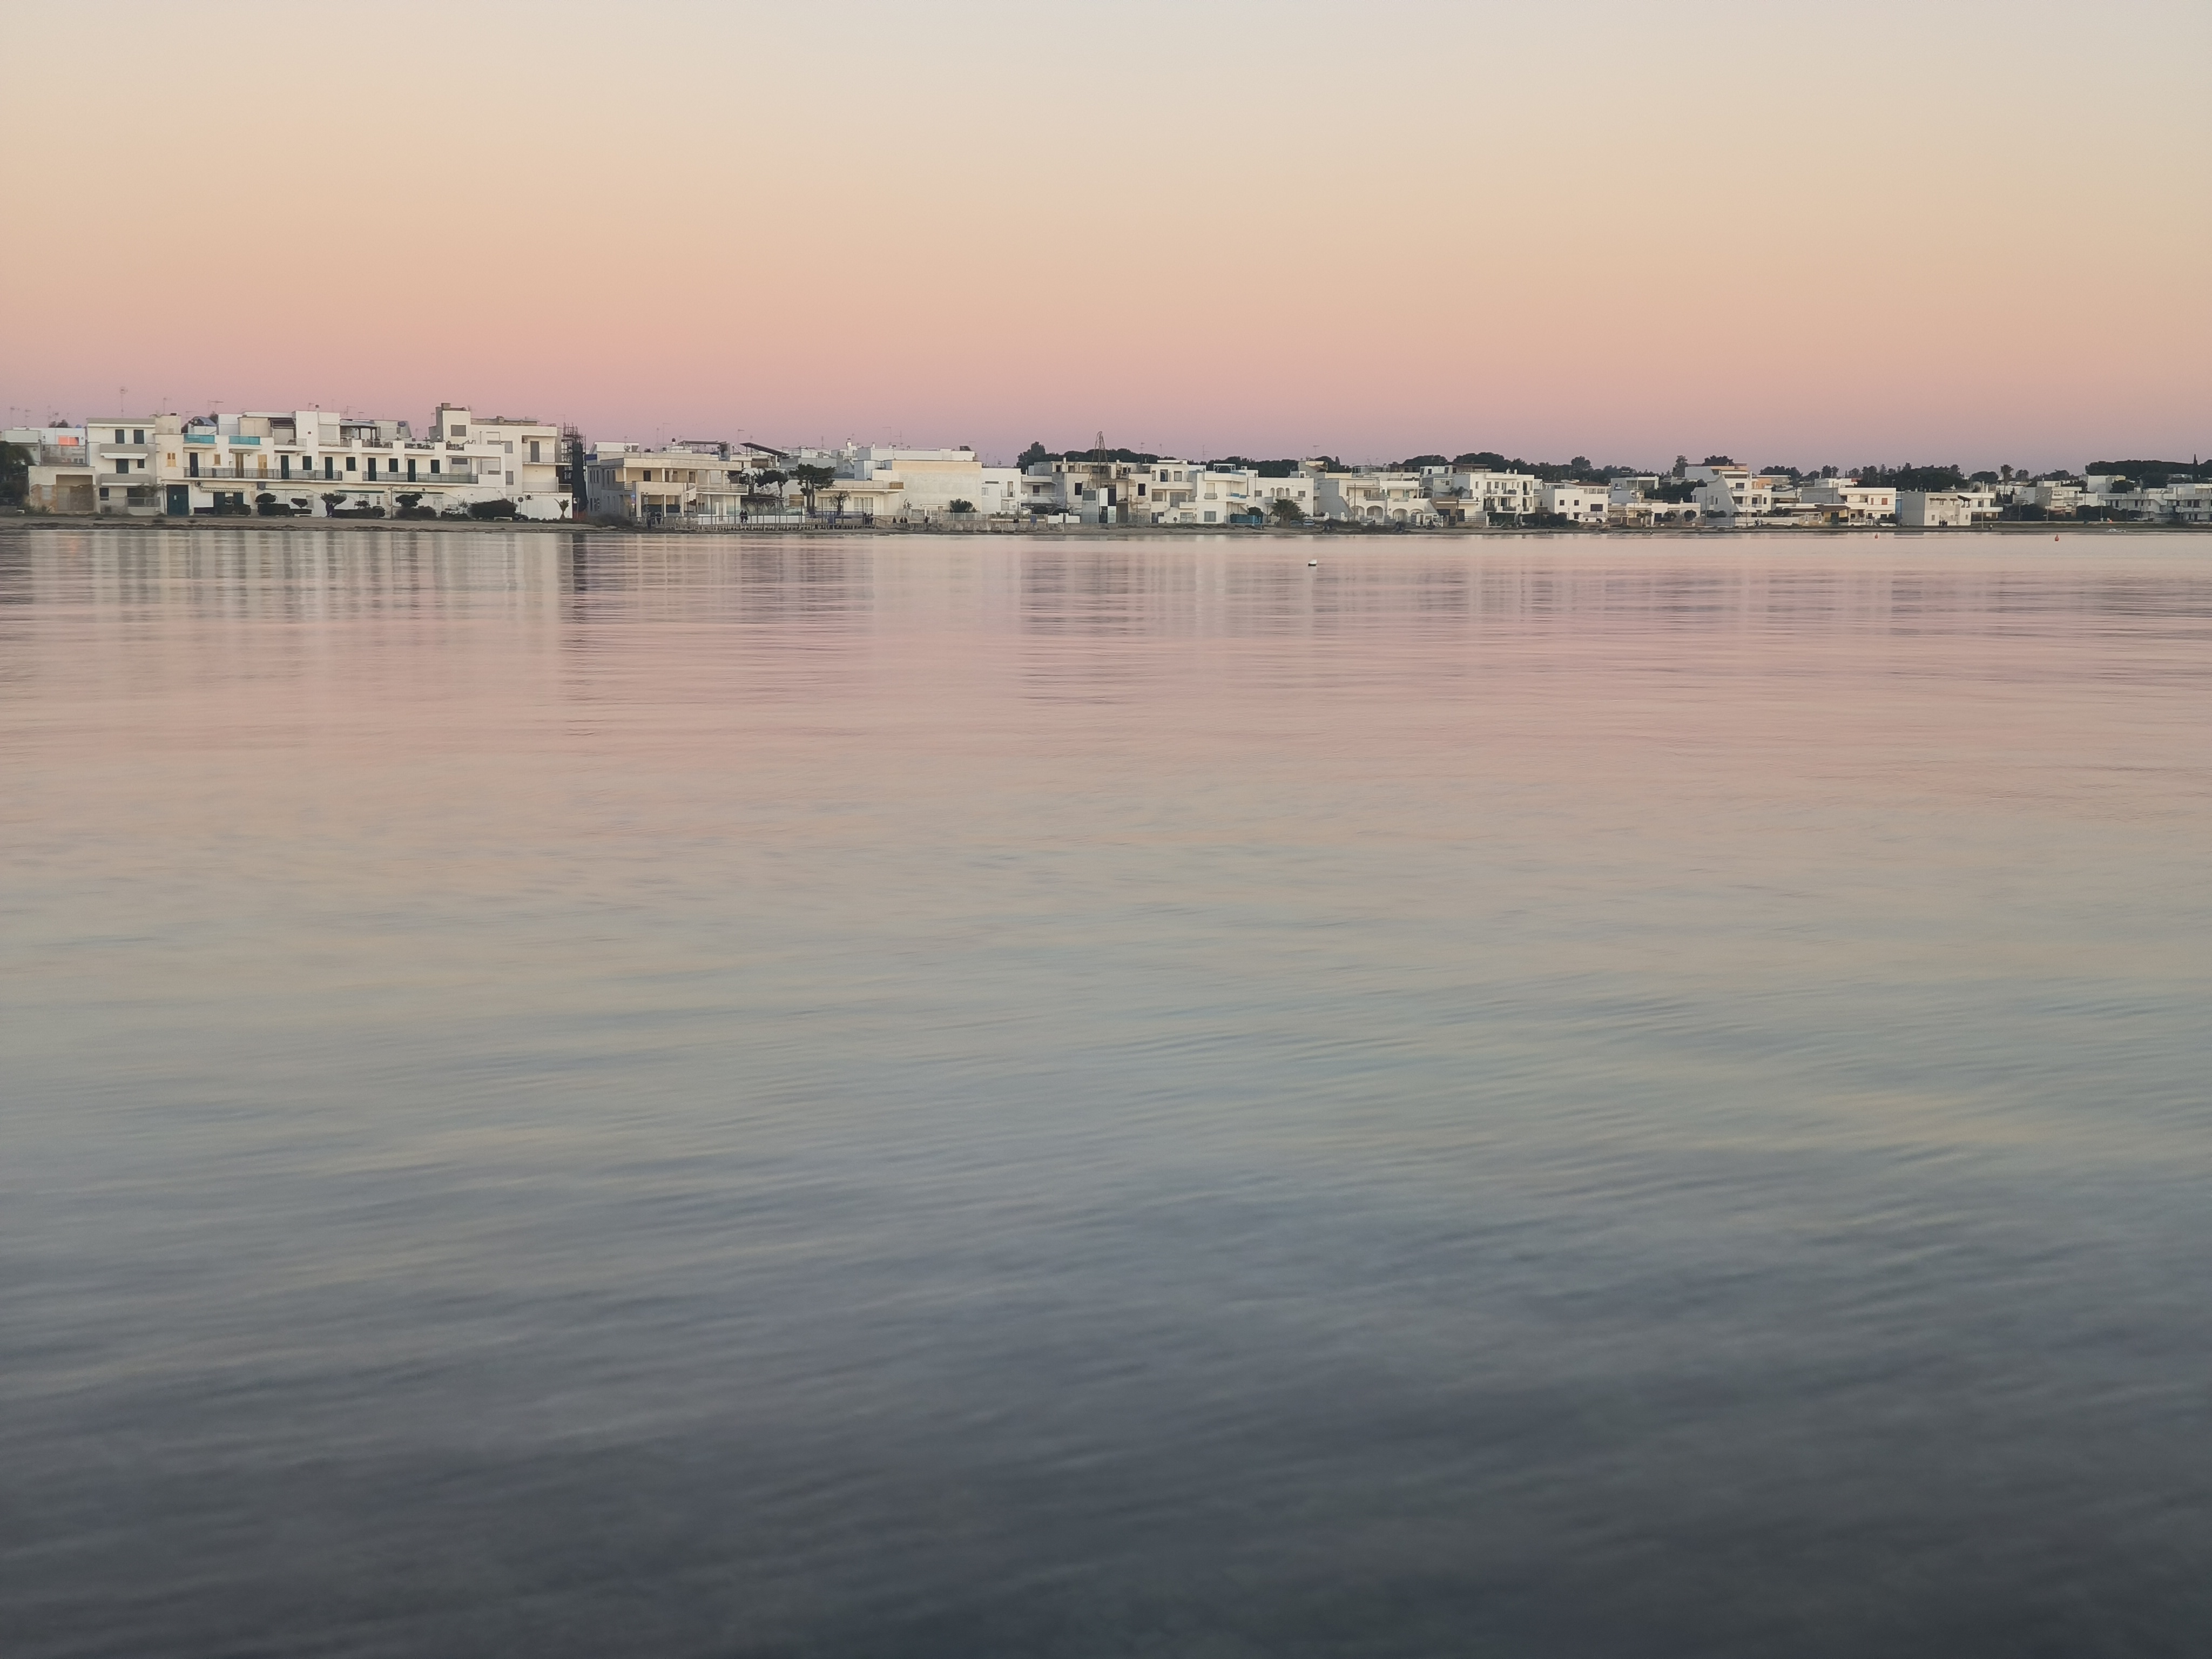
6 0 2207 471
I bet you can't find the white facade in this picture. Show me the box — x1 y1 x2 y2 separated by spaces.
979 467 1024 517
2011 480 2083 515
6 424 96 513
1021 456 1276 525
1897 490 1973 527
1429 469 1539 524
82 407 571 520
1542 482 1608 524
1312 470 1437 524
829 446 989 517
583 443 795 523
1796 481 1898 522
1689 464 1778 521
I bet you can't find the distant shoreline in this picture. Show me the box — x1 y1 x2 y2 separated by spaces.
2 513 2201 539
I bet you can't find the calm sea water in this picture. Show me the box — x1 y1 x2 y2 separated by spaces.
3 526 2209 1658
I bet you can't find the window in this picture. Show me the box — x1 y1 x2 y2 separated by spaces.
323 457 335 479
114 429 125 443
133 429 145 444
367 458 377 479
430 459 441 475
528 441 541 463
449 424 466 436
347 456 358 472
407 459 417 481
116 458 130 474
281 456 291 480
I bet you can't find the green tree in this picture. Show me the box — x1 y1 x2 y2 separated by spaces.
949 498 975 514
791 463 836 514
1017 441 1049 470
1270 497 1304 525
0 440 29 506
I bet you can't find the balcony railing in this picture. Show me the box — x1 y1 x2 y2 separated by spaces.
180 466 480 484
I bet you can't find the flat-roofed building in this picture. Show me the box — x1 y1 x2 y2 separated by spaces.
83 407 572 519
1428 468 1539 524
1542 482 1608 525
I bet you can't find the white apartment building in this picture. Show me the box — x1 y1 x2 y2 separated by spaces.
1313 469 1437 524
1250 473 1317 520
582 442 795 523
1689 464 1778 521
1429 469 1539 524
2006 480 2083 516
82 406 570 519
1796 480 1898 522
2089 480 2212 523
6 425 96 514
1023 457 1271 525
823 446 991 518
1542 482 1608 525
1897 490 1974 527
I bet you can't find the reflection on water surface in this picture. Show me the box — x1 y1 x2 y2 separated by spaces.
4 527 2209 1658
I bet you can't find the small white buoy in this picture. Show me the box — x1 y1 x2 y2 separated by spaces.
1307 558 1319 567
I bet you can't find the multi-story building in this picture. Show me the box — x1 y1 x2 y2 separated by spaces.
1312 469 1437 524
82 407 571 518
1897 490 1974 527
1428 468 1539 524
2087 480 2212 523
1796 480 1898 522
2006 480 2083 516
1022 456 1271 525
5 424 96 514
1542 482 1608 525
1689 463 1779 521
819 446 991 518
582 442 795 524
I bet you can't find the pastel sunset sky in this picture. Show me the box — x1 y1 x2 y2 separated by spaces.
6 0 2206 469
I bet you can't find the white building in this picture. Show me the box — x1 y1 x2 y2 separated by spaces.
1428 469 1540 524
1312 469 1437 525
81 406 571 519
1022 456 1276 525
5 424 96 514
2093 480 2212 523
582 441 794 524
824 446 991 518
1796 480 1898 522
1897 490 1974 527
1542 482 1608 525
1689 464 1779 521
2008 480 2083 516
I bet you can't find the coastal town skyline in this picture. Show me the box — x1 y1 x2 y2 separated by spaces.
14 402 2204 527
6 1 2205 472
